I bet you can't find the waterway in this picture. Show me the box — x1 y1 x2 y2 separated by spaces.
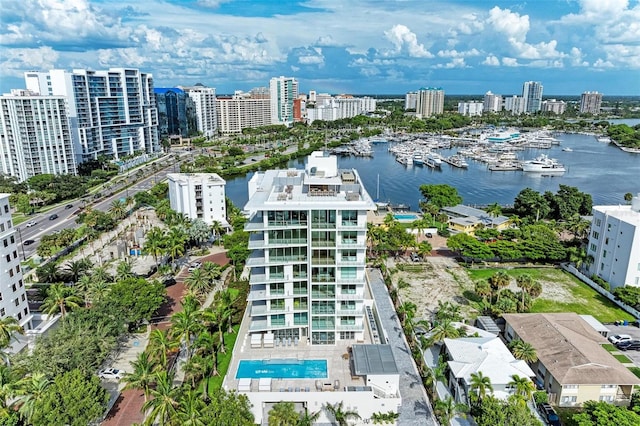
225 131 640 210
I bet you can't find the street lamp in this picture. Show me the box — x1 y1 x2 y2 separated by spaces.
16 227 26 261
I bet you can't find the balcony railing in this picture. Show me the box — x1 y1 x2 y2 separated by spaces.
311 292 336 299
311 257 336 265
336 324 362 331
336 293 363 300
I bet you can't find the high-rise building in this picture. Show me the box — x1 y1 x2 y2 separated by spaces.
269 76 298 126
24 68 159 163
216 92 271 134
541 99 566 115
181 85 217 138
167 173 228 227
405 92 418 110
243 151 376 345
521 81 543 114
415 87 444 118
457 101 484 117
0 90 77 182
483 91 503 113
154 88 197 138
0 194 32 330
586 193 640 290
504 95 525 115
580 92 603 115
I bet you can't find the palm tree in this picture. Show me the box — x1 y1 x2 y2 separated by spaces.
167 227 187 260
428 320 461 346
142 371 180 426
325 401 360 426
568 246 588 271
202 261 222 283
508 374 535 401
475 281 492 302
36 262 62 283
488 271 511 302
434 396 467 425
509 339 538 363
144 227 167 270
175 388 206 426
185 268 211 300
268 401 300 426
201 304 227 353
64 258 92 283
515 274 535 310
149 329 179 369
170 296 202 357
91 265 113 283
397 301 417 324
218 289 237 334
115 259 136 281
14 372 50 424
122 351 157 403
87 280 111 304
417 241 432 258
40 284 83 318
297 409 322 426
109 198 127 220
0 317 23 349
0 364 18 416
211 220 224 245
486 202 502 218
469 371 493 402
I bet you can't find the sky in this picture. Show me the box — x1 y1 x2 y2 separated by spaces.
1 0 639 96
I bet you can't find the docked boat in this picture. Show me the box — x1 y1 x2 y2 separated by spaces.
443 154 468 169
521 154 566 173
597 136 611 143
562 147 573 152
425 152 443 169
413 153 424 166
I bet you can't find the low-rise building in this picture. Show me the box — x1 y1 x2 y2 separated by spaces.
441 204 511 235
503 313 640 407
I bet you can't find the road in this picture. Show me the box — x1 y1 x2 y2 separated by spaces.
17 152 188 260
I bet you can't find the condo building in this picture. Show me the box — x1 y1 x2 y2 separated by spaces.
457 101 483 117
580 92 603 115
270 76 299 126
405 91 418 110
24 68 159 162
483 91 503 113
181 85 218 138
0 194 32 330
216 91 271 134
0 89 77 182
415 87 444 118
586 193 640 290
521 81 543 114
542 99 567 115
167 173 228 227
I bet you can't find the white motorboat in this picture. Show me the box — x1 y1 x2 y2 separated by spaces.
562 147 573 152
522 154 566 173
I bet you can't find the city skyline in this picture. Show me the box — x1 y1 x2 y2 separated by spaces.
1 1 639 96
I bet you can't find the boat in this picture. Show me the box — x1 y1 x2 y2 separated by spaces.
521 154 566 173
413 153 424 166
597 136 611 143
374 174 388 209
562 147 573 152
443 154 468 169
425 152 442 169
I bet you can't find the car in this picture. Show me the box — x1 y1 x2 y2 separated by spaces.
608 334 632 345
23 239 35 245
64 204 73 209
410 252 420 262
616 340 640 351
538 402 560 426
98 368 124 380
48 214 58 220
25 221 37 228
162 276 177 287
187 262 202 272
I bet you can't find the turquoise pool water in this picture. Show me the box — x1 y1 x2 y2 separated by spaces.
394 214 419 220
236 359 328 379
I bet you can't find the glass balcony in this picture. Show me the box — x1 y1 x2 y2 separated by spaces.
311 275 335 283
311 320 336 330
336 324 362 331
311 257 336 265
311 291 336 299
311 307 335 315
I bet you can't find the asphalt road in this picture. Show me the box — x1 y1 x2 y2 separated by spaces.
17 152 189 260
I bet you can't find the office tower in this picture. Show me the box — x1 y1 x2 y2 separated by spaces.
243 151 376 345
0 89 77 182
483 91 503 113
0 194 32 330
270 76 299 125
541 99 566 115
216 92 271 134
415 87 444 118
24 68 159 163
181 85 217 138
587 193 640 290
521 81 543 114
405 92 418 110
167 173 228 227
154 88 197 138
580 92 603 114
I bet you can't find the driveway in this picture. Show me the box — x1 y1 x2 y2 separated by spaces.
606 324 640 367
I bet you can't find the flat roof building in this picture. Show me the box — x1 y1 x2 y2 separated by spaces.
167 173 228 227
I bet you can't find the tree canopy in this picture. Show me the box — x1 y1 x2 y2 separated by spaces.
419 184 463 209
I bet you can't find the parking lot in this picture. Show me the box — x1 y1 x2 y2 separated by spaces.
607 324 640 366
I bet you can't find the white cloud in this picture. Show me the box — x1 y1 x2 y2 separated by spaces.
436 58 467 69
383 24 433 58
502 57 519 67
482 55 500 66
593 58 614 68
487 6 529 42
570 47 589 67
437 48 480 58
0 46 60 78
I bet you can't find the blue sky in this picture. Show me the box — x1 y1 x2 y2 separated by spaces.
1 0 639 95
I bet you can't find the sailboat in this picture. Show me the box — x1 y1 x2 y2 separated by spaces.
374 174 388 209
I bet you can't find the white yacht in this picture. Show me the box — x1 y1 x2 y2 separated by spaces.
521 154 566 173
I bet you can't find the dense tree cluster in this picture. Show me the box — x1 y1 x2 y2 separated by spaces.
514 185 592 223
607 124 640 149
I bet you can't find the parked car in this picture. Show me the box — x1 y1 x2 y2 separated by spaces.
608 334 633 345
98 368 124 380
410 252 420 262
188 261 202 272
538 402 560 426
616 340 640 351
64 204 73 209
25 221 37 228
48 214 58 220
23 239 35 245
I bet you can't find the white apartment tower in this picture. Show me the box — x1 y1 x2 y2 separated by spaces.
0 194 32 330
270 76 298 126
504 95 525 115
24 68 159 162
521 81 543 114
216 92 271 134
541 99 566 115
0 90 77 182
405 91 418 110
483 91 503 113
416 87 444 118
586 193 640 290
580 92 603 115
244 152 376 345
457 101 483 117
182 85 218 137
167 173 228 227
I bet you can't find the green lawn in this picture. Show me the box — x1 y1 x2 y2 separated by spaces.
205 324 240 392
629 367 640 379
614 354 633 363
467 267 634 323
602 343 617 352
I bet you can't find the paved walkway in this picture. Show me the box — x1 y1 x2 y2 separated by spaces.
366 268 438 425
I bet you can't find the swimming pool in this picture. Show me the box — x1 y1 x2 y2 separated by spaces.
236 359 328 379
394 214 419 220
